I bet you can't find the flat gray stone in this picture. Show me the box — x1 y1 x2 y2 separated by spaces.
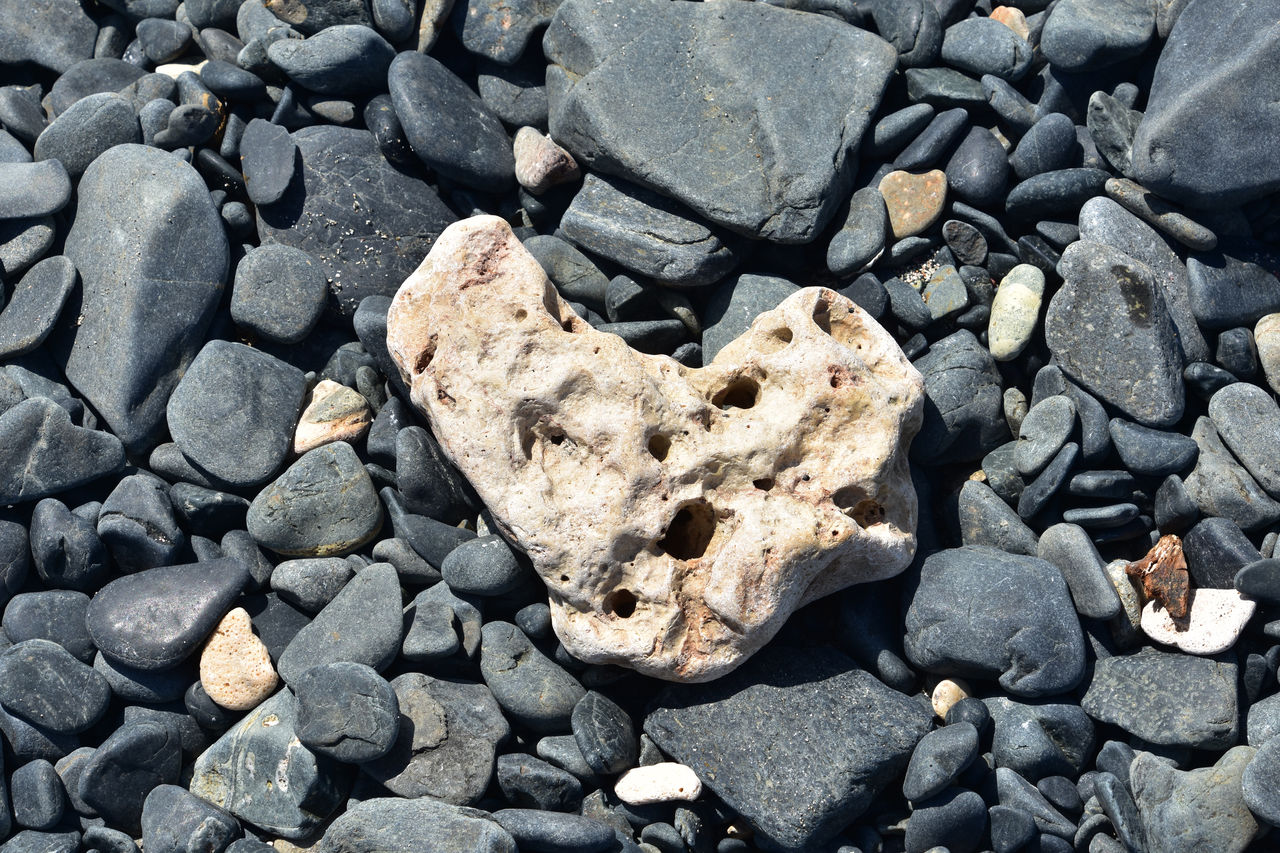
545 0 896 243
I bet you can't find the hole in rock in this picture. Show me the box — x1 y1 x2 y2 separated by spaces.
754 478 775 491
833 486 887 529
414 342 435 374
648 434 671 462
559 574 569 582
813 296 832 334
658 500 717 561
514 309 527 321
711 376 760 410
603 589 638 618
774 327 793 344
548 430 566 446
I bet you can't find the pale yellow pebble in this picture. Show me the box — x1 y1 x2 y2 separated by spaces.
988 264 1044 361
200 607 279 711
1140 588 1256 655
1255 313 1280 395
293 379 371 454
615 762 703 805
930 678 971 719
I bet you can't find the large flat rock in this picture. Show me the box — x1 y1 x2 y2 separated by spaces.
544 0 896 244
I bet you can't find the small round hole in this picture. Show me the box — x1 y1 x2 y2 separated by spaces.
773 327 793 343
648 434 671 462
514 309 527 321
754 478 774 491
658 500 716 561
603 589 637 618
559 574 569 582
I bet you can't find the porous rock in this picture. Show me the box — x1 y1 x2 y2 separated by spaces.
387 215 924 682
199 606 278 711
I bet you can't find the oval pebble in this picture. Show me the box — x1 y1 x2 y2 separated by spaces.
614 762 703 805
199 607 279 711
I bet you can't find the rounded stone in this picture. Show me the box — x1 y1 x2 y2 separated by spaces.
199 607 279 711
571 690 639 776
988 264 1044 362
247 442 383 557
0 639 110 734
230 244 328 345
441 535 524 597
293 661 399 763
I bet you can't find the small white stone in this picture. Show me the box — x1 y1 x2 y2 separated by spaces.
615 763 702 805
155 60 207 78
988 264 1044 361
930 678 971 719
1255 313 1280 395
1141 588 1256 655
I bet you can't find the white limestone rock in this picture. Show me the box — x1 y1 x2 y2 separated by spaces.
1141 588 1257 655
988 264 1044 362
615 763 703 805
386 215 925 682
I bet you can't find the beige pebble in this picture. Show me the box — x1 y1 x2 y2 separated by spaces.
930 678 971 718
878 170 947 239
615 762 703 805
200 607 279 711
988 264 1044 361
1256 313 1280 395
294 379 371 455
1141 588 1256 655
417 0 456 52
989 6 1030 40
513 126 580 194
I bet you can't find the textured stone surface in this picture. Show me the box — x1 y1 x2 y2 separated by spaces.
543 0 896 243
199 607 278 711
387 216 924 682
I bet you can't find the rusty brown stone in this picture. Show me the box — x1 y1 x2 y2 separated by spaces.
1125 533 1190 620
878 170 947 239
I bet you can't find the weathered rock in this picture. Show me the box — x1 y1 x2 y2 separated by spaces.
614 763 701 805
387 216 924 682
544 0 896 242
1140 588 1255 655
199 607 278 711
513 126 579 194
1131 747 1261 852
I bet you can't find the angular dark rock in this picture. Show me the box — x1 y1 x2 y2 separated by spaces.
545 0 896 242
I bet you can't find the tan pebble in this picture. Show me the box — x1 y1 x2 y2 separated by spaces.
294 379 371 454
513 126 580 194
990 6 1030 40
930 678 971 718
1141 588 1256 655
200 607 279 711
878 170 947 239
615 762 703 805
1256 313 1280 395
417 0 455 52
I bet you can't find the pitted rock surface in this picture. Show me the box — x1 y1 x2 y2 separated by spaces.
386 215 924 682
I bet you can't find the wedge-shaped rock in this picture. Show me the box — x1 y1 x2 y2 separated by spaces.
543 0 896 243
387 216 924 682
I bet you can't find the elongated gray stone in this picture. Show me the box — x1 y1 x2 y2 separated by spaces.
57 144 228 455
